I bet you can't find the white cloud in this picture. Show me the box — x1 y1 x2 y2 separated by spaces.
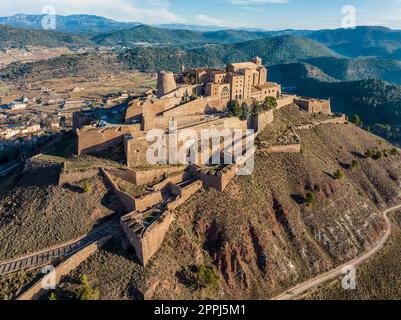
0 0 186 24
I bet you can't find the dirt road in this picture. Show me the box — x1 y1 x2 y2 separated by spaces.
272 204 401 300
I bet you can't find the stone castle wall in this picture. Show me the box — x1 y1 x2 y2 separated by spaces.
101 168 136 212
123 210 175 266
135 191 163 213
252 110 274 133
166 180 203 210
58 168 100 186
77 125 141 156
189 165 237 192
294 97 331 115
134 166 187 186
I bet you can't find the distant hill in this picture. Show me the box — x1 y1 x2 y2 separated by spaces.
303 57 401 84
119 35 339 72
269 63 336 87
0 14 140 34
91 25 205 46
307 26 401 58
0 25 92 48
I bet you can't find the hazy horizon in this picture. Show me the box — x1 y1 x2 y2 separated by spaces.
1 0 401 31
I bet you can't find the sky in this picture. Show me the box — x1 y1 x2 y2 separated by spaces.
1 0 401 30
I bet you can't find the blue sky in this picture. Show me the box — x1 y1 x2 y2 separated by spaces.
1 0 401 30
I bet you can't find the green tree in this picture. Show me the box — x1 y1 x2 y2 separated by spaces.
251 100 263 115
227 100 242 118
263 96 277 111
351 114 362 127
75 275 100 301
240 102 250 120
351 160 360 169
334 169 345 180
374 150 383 160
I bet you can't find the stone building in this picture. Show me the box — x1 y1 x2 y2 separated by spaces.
195 56 281 102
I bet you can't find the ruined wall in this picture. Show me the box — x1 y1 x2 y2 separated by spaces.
58 168 100 186
104 168 136 184
189 165 237 192
101 168 136 212
258 144 301 154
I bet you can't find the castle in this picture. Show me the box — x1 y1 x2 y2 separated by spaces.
72 58 336 266
75 57 331 168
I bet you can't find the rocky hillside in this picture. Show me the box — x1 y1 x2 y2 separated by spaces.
51 105 401 300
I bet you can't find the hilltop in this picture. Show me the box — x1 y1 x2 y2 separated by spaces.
12 104 396 300
119 35 339 72
0 25 91 48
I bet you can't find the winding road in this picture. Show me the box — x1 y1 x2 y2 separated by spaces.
272 204 401 300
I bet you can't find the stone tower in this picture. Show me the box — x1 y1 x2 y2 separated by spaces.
157 71 177 98
252 56 262 66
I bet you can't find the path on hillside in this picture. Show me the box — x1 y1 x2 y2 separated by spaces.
272 204 401 300
0 221 120 277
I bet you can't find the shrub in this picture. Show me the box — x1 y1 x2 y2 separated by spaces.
75 275 100 300
351 160 360 169
81 180 92 193
304 192 316 205
182 265 219 291
314 184 321 193
373 151 383 160
365 149 373 158
351 114 362 127
390 148 399 156
334 169 345 180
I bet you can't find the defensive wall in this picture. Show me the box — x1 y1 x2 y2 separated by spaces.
17 234 112 300
77 124 141 156
189 164 238 192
